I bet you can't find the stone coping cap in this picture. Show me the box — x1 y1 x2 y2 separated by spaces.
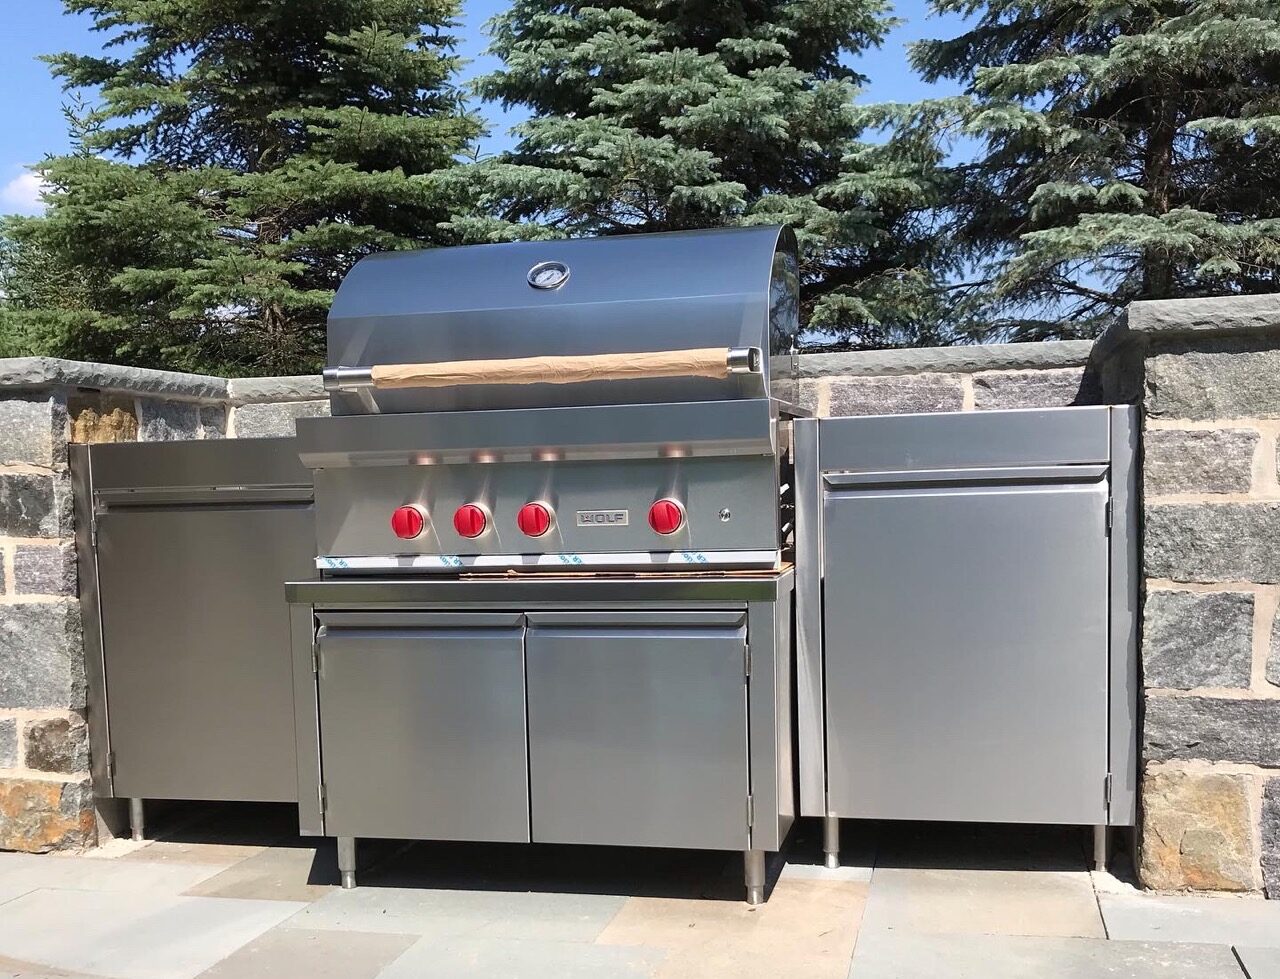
0 357 325 404
225 375 326 403
801 339 1094 378
1091 293 1280 365
1127 294 1280 339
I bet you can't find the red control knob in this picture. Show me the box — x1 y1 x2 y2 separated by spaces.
391 504 426 540
454 503 488 538
517 502 553 537
648 498 685 535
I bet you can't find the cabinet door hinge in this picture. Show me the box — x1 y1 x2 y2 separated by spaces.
312 639 322 676
106 749 116 777
1104 773 1113 807
318 784 327 814
1104 500 1113 536
744 640 751 678
746 795 754 829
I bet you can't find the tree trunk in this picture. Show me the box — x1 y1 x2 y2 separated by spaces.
1143 94 1178 298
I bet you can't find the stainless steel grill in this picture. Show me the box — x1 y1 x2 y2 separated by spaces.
295 225 800 574
287 226 803 903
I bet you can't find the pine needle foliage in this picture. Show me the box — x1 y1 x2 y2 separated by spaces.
898 0 1280 340
0 1 480 374
447 0 961 348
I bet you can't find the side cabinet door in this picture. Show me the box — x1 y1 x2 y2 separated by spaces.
822 471 1111 825
97 504 314 802
317 613 529 842
525 611 749 851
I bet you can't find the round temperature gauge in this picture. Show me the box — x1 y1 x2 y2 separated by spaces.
527 260 570 290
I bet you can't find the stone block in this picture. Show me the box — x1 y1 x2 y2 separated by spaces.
231 400 329 438
1140 769 1257 891
1144 696 1280 766
0 716 15 768
1144 429 1258 496
827 374 964 417
0 601 84 710
798 378 822 414
1264 778 1280 899
0 473 70 538
1145 503 1280 583
0 394 67 469
199 404 226 438
67 393 138 444
971 368 1093 410
0 777 94 852
22 715 88 773
138 399 202 441
1142 590 1253 689
1146 338 1280 420
13 543 76 596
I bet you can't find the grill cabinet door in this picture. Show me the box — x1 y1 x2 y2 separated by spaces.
316 613 529 842
822 471 1110 825
96 504 313 801
526 612 749 851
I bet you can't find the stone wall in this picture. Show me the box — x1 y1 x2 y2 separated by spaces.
798 339 1100 415
0 359 321 852
1099 297 1280 897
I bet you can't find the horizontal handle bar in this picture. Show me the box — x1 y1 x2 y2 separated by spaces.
323 347 761 392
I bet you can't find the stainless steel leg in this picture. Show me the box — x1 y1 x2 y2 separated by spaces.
744 849 766 906
128 798 144 842
1093 824 1108 872
823 814 840 870
337 836 357 889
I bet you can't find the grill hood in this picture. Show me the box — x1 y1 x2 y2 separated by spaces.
324 225 799 415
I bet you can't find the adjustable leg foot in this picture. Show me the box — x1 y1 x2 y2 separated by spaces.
823 814 840 870
744 849 765 906
337 836 357 889
128 798 145 842
1093 825 1108 873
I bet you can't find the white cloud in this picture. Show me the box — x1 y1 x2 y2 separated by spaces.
1 172 48 216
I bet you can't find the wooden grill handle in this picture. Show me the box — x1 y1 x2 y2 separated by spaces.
324 347 761 391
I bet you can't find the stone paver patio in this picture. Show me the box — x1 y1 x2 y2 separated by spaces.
1 803 1277 979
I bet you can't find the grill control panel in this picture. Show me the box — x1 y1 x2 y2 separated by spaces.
321 455 778 563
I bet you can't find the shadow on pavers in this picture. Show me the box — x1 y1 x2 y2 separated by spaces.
871 820 1097 873
121 800 764 901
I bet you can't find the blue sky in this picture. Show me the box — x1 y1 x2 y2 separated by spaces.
0 0 968 215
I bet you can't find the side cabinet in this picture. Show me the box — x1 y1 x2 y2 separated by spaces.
315 612 530 842
525 612 751 851
75 438 315 805
795 407 1140 832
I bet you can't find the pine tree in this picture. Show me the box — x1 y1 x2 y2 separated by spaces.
446 0 959 348
902 0 1280 340
0 1 480 374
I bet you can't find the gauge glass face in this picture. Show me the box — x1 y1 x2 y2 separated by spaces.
528 261 569 289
